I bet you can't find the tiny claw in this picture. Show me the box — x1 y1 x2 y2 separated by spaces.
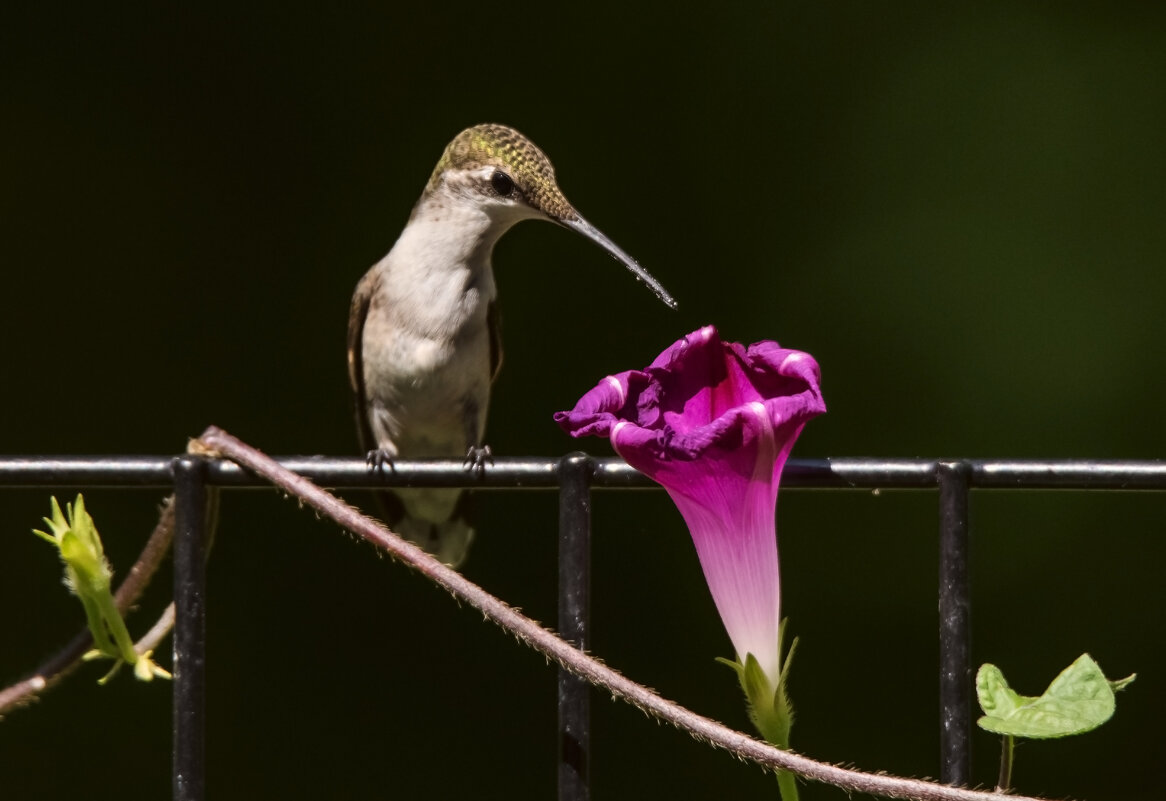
366 449 397 474
464 445 494 476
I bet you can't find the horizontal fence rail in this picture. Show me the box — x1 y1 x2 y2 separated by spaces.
3 455 1164 801
4 456 1166 489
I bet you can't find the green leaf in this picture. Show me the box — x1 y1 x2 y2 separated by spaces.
976 654 1135 738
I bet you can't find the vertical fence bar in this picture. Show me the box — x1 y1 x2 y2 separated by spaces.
557 453 594 801
172 456 208 801
937 461 972 785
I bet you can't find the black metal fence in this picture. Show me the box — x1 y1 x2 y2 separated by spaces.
3 455 1165 800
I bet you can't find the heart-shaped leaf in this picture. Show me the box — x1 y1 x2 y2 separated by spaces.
977 653 1135 738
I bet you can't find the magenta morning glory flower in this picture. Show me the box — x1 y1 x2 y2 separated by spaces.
554 325 825 773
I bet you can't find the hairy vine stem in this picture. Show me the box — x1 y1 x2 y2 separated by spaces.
194 425 1048 801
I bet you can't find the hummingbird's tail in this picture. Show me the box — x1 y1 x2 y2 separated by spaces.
371 488 476 568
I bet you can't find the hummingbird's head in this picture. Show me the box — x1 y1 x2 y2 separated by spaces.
426 123 575 225
423 123 677 308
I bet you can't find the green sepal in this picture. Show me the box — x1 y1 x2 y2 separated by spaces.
717 620 797 750
742 653 772 711
715 655 742 673
781 630 799 679
718 621 801 800
976 653 1135 738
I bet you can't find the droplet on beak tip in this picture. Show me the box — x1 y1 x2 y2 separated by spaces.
562 217 678 309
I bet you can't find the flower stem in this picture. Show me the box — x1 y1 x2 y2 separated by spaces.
778 768 800 800
95 587 141 664
995 735 1014 792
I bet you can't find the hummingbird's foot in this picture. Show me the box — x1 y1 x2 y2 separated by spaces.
464 445 494 476
366 449 397 474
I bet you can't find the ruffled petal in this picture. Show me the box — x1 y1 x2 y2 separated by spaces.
555 325 825 688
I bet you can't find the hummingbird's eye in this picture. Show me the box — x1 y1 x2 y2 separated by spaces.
490 170 515 197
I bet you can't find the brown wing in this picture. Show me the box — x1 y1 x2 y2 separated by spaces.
347 267 407 523
487 298 503 384
347 268 380 453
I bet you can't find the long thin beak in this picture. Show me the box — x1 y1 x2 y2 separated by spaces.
562 216 677 309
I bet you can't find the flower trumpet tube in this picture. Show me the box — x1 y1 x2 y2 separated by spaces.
554 325 825 770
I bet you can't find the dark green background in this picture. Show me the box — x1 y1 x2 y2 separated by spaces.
2 3 1163 798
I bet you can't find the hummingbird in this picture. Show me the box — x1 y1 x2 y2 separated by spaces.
347 123 675 566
